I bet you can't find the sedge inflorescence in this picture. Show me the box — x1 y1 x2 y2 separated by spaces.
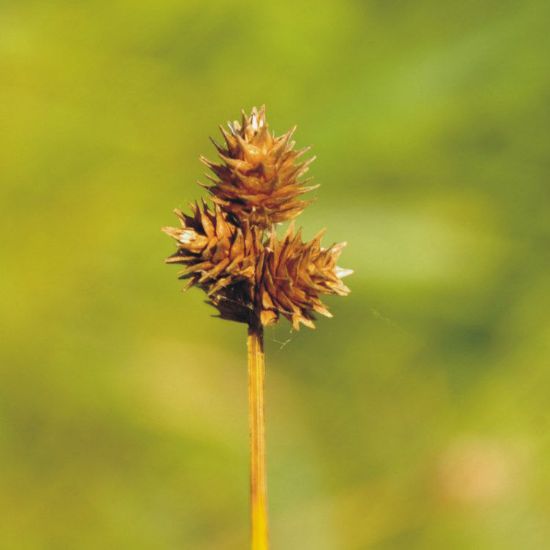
163 106 351 330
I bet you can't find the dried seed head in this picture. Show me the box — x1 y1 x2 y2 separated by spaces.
257 223 351 330
202 106 318 228
163 107 351 330
162 201 261 301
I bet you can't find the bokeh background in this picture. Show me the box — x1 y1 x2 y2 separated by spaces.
2 0 550 548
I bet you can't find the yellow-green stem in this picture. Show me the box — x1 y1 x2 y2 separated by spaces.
247 321 269 550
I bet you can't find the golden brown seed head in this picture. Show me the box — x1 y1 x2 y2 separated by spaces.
163 107 351 330
257 223 352 330
162 201 261 301
201 106 318 228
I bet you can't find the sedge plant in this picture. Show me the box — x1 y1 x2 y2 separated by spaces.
163 106 351 549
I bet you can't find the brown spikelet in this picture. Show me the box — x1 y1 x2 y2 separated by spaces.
162 201 261 320
201 106 318 228
257 223 352 330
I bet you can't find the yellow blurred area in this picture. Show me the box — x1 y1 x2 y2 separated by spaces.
1 0 549 548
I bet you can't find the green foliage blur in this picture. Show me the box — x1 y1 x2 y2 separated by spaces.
2 0 549 548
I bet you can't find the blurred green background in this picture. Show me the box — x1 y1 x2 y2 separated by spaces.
2 0 549 548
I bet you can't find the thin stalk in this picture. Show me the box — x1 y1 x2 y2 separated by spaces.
247 320 269 550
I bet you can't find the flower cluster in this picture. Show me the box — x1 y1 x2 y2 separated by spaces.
163 107 351 329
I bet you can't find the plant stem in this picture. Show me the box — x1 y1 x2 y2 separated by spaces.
247 320 269 550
